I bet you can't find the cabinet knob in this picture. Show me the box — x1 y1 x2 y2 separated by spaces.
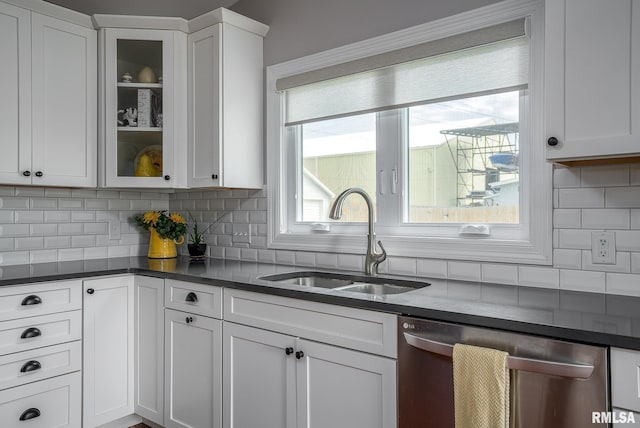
285 347 294 355
186 316 194 324
547 136 559 147
295 351 304 360
164 175 170 181
22 171 31 177
20 327 41 340
20 360 42 373
211 174 218 180
34 171 43 177
86 288 94 295
21 295 42 306
185 292 198 303
19 408 41 421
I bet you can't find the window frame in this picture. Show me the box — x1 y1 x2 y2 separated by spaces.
266 0 552 265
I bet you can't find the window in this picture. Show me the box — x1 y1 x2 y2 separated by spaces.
267 0 551 264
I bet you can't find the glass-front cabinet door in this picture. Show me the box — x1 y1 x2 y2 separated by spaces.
102 28 175 187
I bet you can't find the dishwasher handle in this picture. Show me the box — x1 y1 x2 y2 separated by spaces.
403 332 594 380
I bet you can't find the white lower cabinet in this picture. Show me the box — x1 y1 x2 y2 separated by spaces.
611 348 640 427
83 276 134 428
135 276 165 425
0 371 81 427
223 321 397 428
165 308 222 428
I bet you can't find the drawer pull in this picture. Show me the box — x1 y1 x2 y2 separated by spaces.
21 295 42 306
20 360 42 373
20 327 41 339
295 351 304 359
19 408 41 421
185 292 198 303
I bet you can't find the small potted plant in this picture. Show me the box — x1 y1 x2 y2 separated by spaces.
187 213 211 259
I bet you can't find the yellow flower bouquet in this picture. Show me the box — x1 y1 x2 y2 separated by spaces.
135 211 187 258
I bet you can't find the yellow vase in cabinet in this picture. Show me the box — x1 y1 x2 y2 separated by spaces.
148 227 184 258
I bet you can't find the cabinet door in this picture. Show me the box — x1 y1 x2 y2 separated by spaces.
165 309 222 428
611 347 640 413
0 2 31 185
83 276 134 428
223 322 296 428
134 276 164 425
545 0 640 161
102 28 176 188
296 338 397 428
31 13 97 187
187 24 222 188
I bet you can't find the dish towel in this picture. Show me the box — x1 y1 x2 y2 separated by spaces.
452 343 510 428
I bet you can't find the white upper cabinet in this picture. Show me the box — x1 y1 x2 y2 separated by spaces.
545 0 640 163
97 9 268 189
99 27 187 188
0 3 97 187
188 15 268 189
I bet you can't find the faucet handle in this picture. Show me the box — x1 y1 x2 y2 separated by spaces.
376 240 387 261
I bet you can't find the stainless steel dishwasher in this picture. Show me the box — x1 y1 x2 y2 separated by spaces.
398 316 609 427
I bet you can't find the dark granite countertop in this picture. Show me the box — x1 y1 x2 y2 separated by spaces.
2 256 639 350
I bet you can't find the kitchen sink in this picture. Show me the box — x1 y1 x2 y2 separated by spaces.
258 271 429 295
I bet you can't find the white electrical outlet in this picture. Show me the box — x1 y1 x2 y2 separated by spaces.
232 224 251 243
591 231 616 264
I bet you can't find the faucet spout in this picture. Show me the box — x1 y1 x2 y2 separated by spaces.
329 188 387 275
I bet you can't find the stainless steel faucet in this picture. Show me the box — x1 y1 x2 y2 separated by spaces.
328 188 387 276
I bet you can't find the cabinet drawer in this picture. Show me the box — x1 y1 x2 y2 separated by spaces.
0 341 81 391
611 347 640 412
0 311 81 356
0 371 81 428
0 280 82 322
165 279 222 319
224 289 397 358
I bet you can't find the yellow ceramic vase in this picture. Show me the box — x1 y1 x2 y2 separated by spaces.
148 227 184 259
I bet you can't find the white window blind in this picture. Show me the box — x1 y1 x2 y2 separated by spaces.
279 19 528 126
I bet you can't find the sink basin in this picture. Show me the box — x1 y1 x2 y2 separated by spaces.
258 271 429 295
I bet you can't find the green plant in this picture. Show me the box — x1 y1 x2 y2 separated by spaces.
134 210 187 241
188 213 213 245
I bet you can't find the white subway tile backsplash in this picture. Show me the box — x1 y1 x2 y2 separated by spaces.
581 209 630 229
44 211 70 223
606 273 640 296
83 223 108 235
96 190 120 199
15 211 43 224
225 247 242 260
553 209 581 229
558 188 604 208
15 187 44 197
58 224 83 235
481 263 518 285
30 224 57 236
294 252 316 267
257 249 276 263
29 250 57 264
0 238 13 251
417 259 448 279
617 231 640 251
387 257 417 276
275 250 295 265
0 197 29 209
337 254 363 271
129 200 150 211
316 253 339 269
553 249 582 269
44 188 71 197
107 246 130 258
15 237 43 250
553 166 581 188
240 248 258 262
30 198 57 210
559 269 605 293
0 187 15 196
44 236 70 249
631 253 640 274
71 235 96 248
518 266 559 289
0 224 30 237
71 211 95 222
581 166 629 187
83 247 108 259
108 199 130 210
632 210 640 229
59 198 84 210
558 229 592 249
448 261 481 281
0 251 29 265
58 248 84 261
606 187 640 208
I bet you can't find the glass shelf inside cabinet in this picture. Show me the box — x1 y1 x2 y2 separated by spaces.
116 39 164 178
